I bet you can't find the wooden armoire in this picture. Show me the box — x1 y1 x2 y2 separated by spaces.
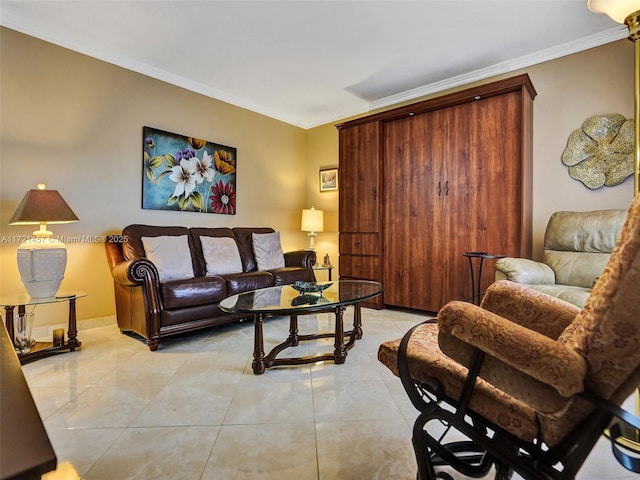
337 74 536 312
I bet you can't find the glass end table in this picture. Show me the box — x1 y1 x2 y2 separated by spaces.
0 292 86 364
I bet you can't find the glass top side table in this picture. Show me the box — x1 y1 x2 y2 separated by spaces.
463 252 505 305
0 292 86 364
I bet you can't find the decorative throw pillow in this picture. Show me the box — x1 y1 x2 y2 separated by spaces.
200 236 243 276
252 232 285 271
141 235 194 281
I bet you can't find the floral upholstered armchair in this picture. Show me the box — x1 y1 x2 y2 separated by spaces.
379 195 640 480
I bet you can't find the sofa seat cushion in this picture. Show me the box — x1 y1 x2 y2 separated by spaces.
523 284 591 309
160 276 227 310
270 266 315 286
225 271 274 295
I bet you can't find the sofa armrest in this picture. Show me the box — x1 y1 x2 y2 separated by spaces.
284 250 316 269
105 237 160 286
109 258 160 286
105 238 163 349
480 280 580 339
437 300 586 399
495 257 555 284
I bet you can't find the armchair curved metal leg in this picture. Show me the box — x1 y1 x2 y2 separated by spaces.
399 322 496 480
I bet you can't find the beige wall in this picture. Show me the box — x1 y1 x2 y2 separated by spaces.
0 28 308 327
1 27 636 329
526 40 635 254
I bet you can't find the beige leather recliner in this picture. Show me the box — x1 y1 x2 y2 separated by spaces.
495 208 627 307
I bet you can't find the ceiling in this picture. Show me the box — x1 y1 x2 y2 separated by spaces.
0 1 627 129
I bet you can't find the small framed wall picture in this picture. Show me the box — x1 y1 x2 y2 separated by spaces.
319 167 338 192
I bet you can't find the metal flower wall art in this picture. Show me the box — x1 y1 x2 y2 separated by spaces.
142 126 237 214
561 114 634 189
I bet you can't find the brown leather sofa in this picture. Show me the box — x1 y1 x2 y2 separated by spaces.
105 225 316 350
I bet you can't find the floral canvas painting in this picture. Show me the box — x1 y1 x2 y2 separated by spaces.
142 126 237 214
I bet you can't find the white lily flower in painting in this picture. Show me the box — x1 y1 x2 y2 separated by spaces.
169 158 197 198
193 151 216 184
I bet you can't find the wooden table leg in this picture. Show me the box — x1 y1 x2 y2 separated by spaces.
353 302 363 339
252 313 266 374
334 306 346 364
288 314 299 346
4 305 15 346
67 296 81 351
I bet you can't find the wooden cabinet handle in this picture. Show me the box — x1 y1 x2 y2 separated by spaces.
355 263 361 268
354 241 361 247
372 185 377 200
445 180 449 196
438 180 442 196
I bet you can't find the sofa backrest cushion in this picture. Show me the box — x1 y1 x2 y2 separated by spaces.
122 224 199 276
544 209 626 253
252 231 285 270
141 235 195 281
232 227 275 272
542 209 626 288
200 236 243 276
189 227 236 276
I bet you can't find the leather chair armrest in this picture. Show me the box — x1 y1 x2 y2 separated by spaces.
284 250 317 269
438 300 586 399
480 280 580 339
495 257 555 284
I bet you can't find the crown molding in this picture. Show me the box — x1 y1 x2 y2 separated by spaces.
369 26 629 112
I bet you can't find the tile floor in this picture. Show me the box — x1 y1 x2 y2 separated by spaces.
21 307 637 480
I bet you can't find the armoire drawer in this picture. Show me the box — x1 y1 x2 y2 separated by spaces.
339 233 380 255
339 255 381 280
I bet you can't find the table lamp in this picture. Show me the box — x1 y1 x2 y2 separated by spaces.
9 184 79 298
301 206 324 251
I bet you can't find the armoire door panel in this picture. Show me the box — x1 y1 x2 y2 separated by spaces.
338 122 381 234
383 113 449 311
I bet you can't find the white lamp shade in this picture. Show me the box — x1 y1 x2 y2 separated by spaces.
588 0 640 23
16 240 67 298
301 207 324 233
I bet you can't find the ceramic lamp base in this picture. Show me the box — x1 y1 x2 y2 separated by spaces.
16 239 67 298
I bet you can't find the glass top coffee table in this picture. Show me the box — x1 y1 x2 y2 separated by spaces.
220 280 384 374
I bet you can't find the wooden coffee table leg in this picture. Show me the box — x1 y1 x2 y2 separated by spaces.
334 306 346 364
353 302 363 339
288 314 299 346
252 313 266 374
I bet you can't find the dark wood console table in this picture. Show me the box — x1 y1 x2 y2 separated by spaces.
1 292 85 365
0 322 57 479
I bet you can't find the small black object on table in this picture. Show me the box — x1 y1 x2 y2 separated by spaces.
463 252 505 305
